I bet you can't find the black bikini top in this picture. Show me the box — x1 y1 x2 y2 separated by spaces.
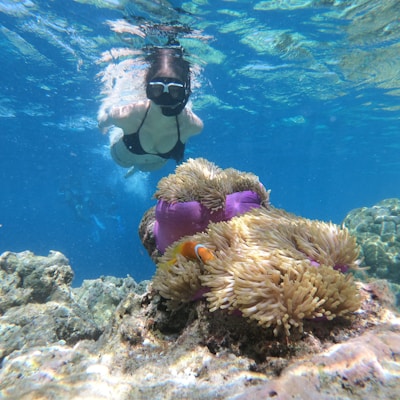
123 103 185 163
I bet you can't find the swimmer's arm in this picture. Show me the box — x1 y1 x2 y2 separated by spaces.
182 109 204 139
192 113 204 134
98 101 149 133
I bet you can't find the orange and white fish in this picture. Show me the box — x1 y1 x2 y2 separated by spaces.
160 241 214 269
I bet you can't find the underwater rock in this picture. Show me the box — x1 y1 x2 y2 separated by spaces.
0 250 399 399
0 301 100 360
234 328 400 400
343 198 400 282
0 249 99 360
72 275 148 329
0 250 73 311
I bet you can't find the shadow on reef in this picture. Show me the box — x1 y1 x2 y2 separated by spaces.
146 289 358 367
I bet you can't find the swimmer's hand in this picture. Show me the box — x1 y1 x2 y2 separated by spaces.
97 108 113 134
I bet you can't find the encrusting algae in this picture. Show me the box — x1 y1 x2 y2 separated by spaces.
154 207 361 336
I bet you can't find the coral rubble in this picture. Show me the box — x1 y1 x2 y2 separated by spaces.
343 198 400 283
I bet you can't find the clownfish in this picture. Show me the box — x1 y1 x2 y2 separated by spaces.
160 241 214 269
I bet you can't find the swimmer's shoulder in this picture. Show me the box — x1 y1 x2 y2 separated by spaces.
181 107 204 135
110 99 150 120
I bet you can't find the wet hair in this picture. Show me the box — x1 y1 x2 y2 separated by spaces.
145 46 191 92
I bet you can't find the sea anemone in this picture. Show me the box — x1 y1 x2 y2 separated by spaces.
153 207 361 336
151 158 270 253
154 158 270 211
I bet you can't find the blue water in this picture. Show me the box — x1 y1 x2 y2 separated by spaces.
1 0 399 285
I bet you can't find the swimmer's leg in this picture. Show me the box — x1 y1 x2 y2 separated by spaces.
124 166 138 179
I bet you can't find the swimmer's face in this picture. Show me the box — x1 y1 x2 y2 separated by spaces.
146 77 186 106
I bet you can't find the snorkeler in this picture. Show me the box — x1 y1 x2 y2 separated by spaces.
98 44 203 175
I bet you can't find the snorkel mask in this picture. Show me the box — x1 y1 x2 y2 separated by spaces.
146 77 190 116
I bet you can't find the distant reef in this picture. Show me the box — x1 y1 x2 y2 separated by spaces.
0 249 399 399
343 198 400 284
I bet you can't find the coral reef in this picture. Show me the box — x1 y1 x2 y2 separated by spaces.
0 251 99 360
0 250 399 399
154 207 361 336
0 250 73 309
73 275 147 329
0 251 143 360
343 198 400 282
